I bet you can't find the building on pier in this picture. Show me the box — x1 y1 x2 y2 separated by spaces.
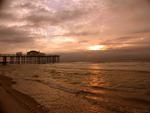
27 51 45 56
0 50 60 65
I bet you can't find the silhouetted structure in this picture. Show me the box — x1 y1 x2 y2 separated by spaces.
0 51 60 65
27 51 45 56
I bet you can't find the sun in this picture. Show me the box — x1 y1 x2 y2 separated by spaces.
88 45 106 51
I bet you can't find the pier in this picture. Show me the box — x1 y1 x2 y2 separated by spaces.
0 51 60 65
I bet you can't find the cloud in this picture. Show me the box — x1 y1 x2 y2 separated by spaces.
0 0 150 54
0 11 17 21
0 0 4 8
129 28 150 34
0 25 34 43
53 31 100 37
147 0 150 3
25 8 88 27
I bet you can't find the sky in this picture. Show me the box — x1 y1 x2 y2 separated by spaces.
0 0 150 59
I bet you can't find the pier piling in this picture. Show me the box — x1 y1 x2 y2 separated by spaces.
0 55 60 65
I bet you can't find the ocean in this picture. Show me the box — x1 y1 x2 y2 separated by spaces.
0 62 150 113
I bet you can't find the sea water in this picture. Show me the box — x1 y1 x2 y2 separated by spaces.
0 62 150 113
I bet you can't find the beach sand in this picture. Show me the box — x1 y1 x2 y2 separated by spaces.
0 75 49 113
0 74 109 113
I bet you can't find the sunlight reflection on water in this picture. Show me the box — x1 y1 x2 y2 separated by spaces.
0 62 150 113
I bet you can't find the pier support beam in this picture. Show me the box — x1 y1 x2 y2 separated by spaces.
10 56 14 64
2 56 7 65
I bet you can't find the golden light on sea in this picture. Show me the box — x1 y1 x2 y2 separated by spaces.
88 45 106 51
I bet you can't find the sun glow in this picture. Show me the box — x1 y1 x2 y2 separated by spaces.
88 45 106 51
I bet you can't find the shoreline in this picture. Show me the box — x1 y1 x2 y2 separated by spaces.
0 74 49 113
0 63 150 113
0 73 108 113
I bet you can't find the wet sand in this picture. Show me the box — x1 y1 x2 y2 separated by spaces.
0 74 109 113
0 74 49 113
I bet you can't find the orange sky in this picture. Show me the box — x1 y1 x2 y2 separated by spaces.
0 0 150 54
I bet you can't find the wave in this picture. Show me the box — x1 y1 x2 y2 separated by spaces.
48 66 150 74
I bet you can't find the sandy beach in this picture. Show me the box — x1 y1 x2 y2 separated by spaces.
0 74 49 113
0 72 107 113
